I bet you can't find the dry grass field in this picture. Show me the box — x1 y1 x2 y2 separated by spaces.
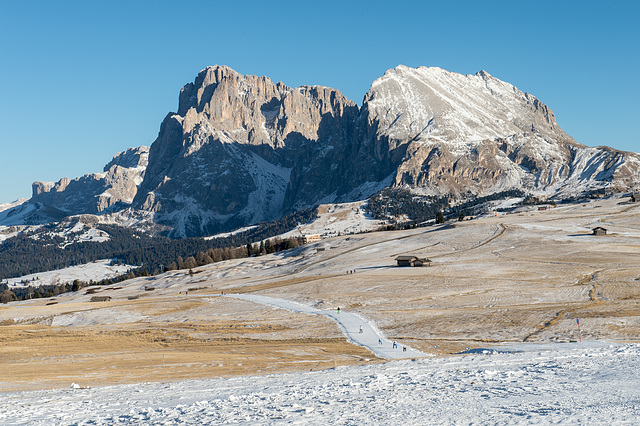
1 196 639 391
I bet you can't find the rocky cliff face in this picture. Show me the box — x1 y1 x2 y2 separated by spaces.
30 146 149 217
132 66 381 237
8 65 640 236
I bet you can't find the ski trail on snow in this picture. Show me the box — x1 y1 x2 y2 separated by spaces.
227 294 428 359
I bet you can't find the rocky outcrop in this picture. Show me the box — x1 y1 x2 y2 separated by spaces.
132 66 367 237
30 146 149 217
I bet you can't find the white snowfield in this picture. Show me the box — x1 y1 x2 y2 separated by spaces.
229 294 427 359
1 342 639 425
5 259 135 288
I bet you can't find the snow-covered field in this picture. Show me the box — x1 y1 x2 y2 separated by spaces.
1 342 638 425
4 259 135 288
282 201 383 239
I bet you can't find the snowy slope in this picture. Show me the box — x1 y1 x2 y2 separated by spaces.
0 198 28 213
4 260 135 288
281 201 383 239
1 343 638 424
366 66 569 146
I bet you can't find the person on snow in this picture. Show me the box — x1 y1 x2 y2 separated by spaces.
359 325 363 334
392 341 397 349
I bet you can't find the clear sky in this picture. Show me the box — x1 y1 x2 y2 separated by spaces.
0 0 638 203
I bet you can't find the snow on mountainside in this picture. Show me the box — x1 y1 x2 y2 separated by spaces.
367 66 569 145
28 218 110 249
4 259 135 288
29 146 150 218
0 198 28 213
3 65 639 238
281 201 382 239
364 66 640 198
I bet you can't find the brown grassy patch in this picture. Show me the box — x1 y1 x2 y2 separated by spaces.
0 323 378 392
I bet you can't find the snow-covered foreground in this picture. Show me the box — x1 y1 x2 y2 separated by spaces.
1 342 638 425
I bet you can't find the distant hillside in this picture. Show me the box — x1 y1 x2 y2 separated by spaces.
0 208 317 280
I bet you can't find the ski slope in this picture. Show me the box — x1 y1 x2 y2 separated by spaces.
229 294 427 359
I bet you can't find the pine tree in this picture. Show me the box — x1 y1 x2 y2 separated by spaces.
184 256 197 269
265 239 274 254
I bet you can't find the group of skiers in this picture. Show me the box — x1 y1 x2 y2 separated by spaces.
356 324 407 351
335 307 409 352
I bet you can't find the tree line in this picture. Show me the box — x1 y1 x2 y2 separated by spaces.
0 234 305 303
0 207 317 281
366 187 527 224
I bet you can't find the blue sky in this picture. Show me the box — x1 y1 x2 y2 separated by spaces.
0 0 638 203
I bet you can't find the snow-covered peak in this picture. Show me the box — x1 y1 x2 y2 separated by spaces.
365 65 570 146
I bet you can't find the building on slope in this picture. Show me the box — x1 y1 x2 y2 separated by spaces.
592 227 607 236
302 234 322 244
395 255 432 267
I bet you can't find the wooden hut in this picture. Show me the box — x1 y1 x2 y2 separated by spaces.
413 258 432 267
395 255 432 267
592 227 607 236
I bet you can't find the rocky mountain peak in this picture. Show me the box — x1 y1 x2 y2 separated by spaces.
364 65 570 146
103 146 149 172
28 146 150 218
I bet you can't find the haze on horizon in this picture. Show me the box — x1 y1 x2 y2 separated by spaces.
0 0 638 203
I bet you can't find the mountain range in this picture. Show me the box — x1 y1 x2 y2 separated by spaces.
2 65 639 237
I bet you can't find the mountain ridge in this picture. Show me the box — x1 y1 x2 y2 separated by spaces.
3 65 639 237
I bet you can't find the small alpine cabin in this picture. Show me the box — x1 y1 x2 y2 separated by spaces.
592 227 607 236
395 255 432 267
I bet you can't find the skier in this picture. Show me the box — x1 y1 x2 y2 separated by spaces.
337 307 340 314
392 341 397 349
378 338 382 345
403 346 407 352
359 325 363 334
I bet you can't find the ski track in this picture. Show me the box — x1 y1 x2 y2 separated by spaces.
227 294 427 359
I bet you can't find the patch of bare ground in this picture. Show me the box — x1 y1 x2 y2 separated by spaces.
0 299 378 392
0 323 376 392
